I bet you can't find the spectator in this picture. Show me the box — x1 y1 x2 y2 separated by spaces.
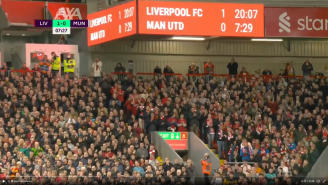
302 59 313 76
128 60 134 74
163 65 174 74
0 62 9 77
239 67 248 76
154 65 162 75
92 58 102 82
262 69 272 75
240 139 253 162
227 57 238 75
114 63 126 80
211 170 223 185
204 61 214 82
188 63 199 81
0 59 327 185
163 65 174 81
136 143 149 159
284 62 295 76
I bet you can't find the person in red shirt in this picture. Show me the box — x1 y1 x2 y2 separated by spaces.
0 169 6 180
204 61 214 82
177 114 187 132
125 94 138 116
239 67 250 82
133 122 143 137
15 63 33 76
110 83 125 103
149 144 156 158
161 93 169 105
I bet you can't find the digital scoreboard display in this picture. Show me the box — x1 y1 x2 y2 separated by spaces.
138 0 264 37
87 0 137 46
86 0 264 46
158 132 188 150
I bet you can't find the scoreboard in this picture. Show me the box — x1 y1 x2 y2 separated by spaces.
138 1 264 37
87 0 137 46
86 0 264 46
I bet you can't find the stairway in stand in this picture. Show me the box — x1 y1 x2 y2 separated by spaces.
206 144 222 161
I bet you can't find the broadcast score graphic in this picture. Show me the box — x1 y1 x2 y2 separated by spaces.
35 19 88 34
138 0 264 37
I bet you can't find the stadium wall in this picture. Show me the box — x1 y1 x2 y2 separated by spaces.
0 38 27 69
89 39 328 75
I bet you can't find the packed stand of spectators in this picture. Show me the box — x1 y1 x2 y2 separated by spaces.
1 58 328 184
0 71 194 184
111 61 327 184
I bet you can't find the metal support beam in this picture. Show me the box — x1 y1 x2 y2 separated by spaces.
206 40 211 50
282 39 291 52
130 39 136 48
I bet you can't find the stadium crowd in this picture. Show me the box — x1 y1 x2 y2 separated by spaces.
0 70 194 184
0 59 327 184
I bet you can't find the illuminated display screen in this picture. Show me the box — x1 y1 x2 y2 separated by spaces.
87 0 137 46
158 132 188 150
138 0 264 37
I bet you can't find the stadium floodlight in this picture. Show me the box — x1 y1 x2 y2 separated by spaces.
171 36 206 41
251 38 283 42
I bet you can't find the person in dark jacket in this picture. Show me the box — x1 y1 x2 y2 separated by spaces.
154 66 162 74
227 57 238 75
163 65 174 81
188 63 199 81
302 59 313 76
146 113 157 136
114 63 126 80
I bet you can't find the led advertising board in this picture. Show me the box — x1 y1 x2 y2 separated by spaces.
265 7 328 38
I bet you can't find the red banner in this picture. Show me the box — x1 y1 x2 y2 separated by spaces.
138 0 264 37
1 0 44 25
87 0 137 46
265 7 328 38
48 3 87 20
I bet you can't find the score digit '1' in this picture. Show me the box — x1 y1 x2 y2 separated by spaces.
119 24 122 33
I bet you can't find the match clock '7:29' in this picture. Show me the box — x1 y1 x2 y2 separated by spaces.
235 23 253 32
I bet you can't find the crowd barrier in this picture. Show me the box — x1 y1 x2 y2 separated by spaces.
110 71 328 80
1 68 328 80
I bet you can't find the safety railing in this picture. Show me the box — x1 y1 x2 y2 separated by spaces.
109 71 328 81
1 69 328 81
15 0 87 3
